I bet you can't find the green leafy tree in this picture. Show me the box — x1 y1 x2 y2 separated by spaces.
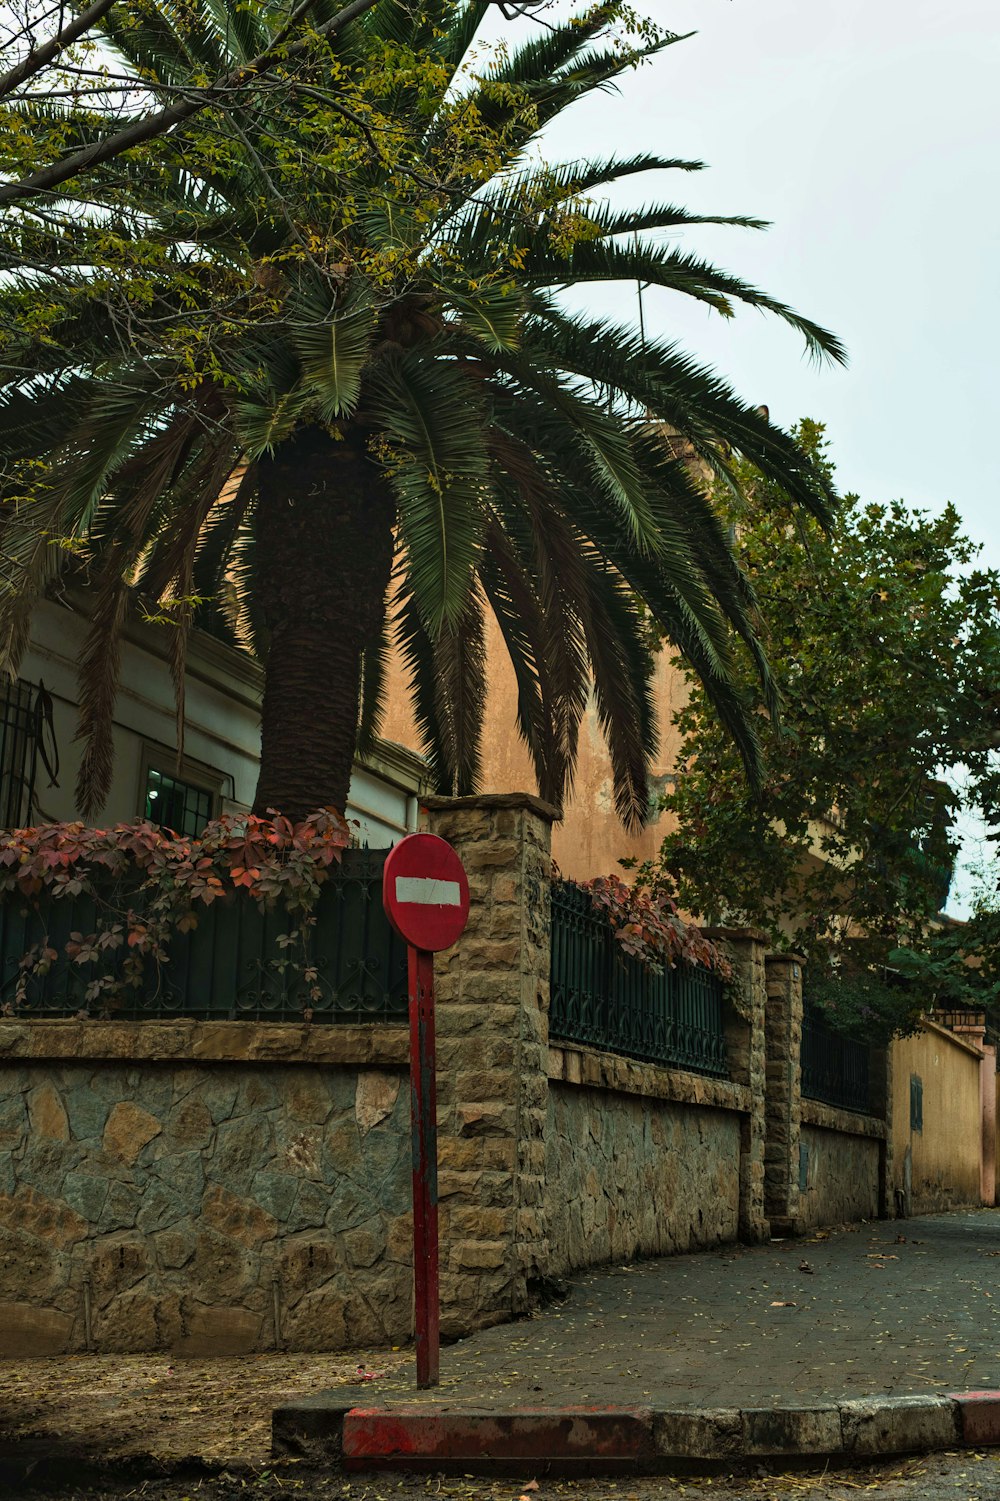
0 0 843 824
642 422 1000 1031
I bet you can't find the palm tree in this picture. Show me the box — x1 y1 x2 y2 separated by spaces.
0 0 843 826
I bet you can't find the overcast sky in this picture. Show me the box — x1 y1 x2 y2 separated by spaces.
486 0 1000 913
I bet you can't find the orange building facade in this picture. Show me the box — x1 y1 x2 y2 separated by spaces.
380 609 689 882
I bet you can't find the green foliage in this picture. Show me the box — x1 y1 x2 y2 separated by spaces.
637 422 1000 1030
1 1 845 823
565 871 732 978
0 810 350 1013
804 946 925 1043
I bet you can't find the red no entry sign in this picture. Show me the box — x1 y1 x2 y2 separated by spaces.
383 833 470 952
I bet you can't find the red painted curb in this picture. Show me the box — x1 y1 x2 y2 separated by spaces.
341 1405 656 1472
950 1391 1000 1447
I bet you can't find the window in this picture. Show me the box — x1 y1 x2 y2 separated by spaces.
0 678 53 828
910 1074 923 1133
140 749 224 837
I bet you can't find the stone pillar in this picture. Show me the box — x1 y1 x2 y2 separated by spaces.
423 793 557 1335
870 1041 894 1219
703 928 769 1244
981 1044 996 1208
763 952 805 1235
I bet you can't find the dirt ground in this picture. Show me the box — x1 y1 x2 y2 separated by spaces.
0 1351 410 1468
3 1451 1000 1501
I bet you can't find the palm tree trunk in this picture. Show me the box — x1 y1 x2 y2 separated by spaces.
252 425 395 819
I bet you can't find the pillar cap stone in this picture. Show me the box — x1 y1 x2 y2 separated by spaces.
701 925 770 945
422 792 562 823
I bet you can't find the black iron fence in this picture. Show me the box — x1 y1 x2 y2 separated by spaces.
0 848 408 1022
800 1004 872 1114
549 880 728 1077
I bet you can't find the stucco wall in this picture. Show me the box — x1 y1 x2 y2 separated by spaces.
544 1051 744 1277
0 1033 413 1356
891 1019 983 1213
380 607 690 880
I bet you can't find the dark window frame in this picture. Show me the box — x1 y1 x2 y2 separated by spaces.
138 744 224 838
0 677 42 828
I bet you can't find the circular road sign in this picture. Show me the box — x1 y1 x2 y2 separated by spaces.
382 833 470 952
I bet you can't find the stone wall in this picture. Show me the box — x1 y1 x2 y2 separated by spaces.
799 1102 883 1226
0 796 905 1354
545 1048 744 1274
0 1024 412 1356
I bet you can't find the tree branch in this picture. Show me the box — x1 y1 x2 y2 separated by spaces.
0 0 380 206
0 0 119 100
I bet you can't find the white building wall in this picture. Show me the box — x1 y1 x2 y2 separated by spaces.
14 600 428 846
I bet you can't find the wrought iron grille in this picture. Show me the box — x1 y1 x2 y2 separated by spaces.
549 880 728 1077
0 678 40 828
800 1005 872 1114
0 848 408 1022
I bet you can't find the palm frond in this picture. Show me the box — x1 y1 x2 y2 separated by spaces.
521 239 848 366
289 278 376 420
366 348 489 632
393 583 447 790
522 302 835 523
357 611 392 758
432 588 486 794
74 573 130 817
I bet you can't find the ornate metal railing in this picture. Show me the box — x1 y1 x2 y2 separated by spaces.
800 1005 871 1114
549 881 728 1077
0 848 408 1022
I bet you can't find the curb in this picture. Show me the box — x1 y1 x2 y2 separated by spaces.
271 1390 1000 1475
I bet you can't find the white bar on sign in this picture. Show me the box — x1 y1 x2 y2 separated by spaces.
395 876 461 906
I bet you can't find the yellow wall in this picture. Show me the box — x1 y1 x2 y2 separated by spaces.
892 1019 983 1213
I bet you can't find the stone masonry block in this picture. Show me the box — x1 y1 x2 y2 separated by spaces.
0 1299 73 1356
741 1407 843 1457
437 1138 484 1171
448 1207 509 1239
481 1139 516 1171
437 1169 486 1200
654 1408 742 1460
456 1070 514 1103
458 1104 514 1137
450 1239 508 1271
840 1396 960 1456
461 841 521 870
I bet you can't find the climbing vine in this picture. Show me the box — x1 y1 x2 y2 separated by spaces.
0 810 350 1013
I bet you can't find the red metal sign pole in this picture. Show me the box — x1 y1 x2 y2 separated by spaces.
408 943 440 1389
383 833 468 1393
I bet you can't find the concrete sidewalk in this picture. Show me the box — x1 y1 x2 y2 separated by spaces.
275 1209 1000 1469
